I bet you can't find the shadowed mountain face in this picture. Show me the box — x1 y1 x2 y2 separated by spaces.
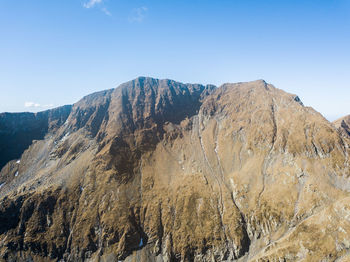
0 105 72 170
0 77 350 261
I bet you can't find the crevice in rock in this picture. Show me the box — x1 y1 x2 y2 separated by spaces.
257 99 277 208
197 113 227 242
214 118 251 257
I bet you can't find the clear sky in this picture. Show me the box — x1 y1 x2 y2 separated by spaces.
0 0 349 121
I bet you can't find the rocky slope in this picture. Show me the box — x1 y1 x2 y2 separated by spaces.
0 77 350 261
334 115 350 138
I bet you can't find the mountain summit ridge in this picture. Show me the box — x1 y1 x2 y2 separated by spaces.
0 77 350 261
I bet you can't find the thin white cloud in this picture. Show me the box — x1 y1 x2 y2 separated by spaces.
24 102 54 109
83 0 111 16
24 102 40 108
101 7 112 16
83 0 103 9
129 7 148 23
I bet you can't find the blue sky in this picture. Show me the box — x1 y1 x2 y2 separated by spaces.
0 0 349 120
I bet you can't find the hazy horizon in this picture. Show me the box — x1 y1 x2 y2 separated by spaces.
1 0 349 121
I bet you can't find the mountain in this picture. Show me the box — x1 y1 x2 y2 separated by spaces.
334 115 350 137
0 106 72 170
0 77 350 261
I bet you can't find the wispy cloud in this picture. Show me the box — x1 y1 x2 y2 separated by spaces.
83 0 103 9
83 0 112 16
101 7 112 16
129 7 148 23
24 102 54 109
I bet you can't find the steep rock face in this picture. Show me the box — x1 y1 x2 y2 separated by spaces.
334 115 350 137
0 105 72 170
0 77 350 262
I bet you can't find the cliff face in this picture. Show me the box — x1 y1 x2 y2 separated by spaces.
0 77 350 261
0 105 72 170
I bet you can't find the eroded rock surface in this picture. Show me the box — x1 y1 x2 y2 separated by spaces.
0 77 350 261
334 115 350 138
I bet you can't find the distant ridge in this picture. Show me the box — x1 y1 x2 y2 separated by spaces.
0 105 72 169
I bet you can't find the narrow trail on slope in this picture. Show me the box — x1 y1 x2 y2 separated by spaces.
249 203 331 262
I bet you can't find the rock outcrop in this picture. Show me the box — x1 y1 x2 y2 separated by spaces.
334 115 350 138
0 77 350 261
